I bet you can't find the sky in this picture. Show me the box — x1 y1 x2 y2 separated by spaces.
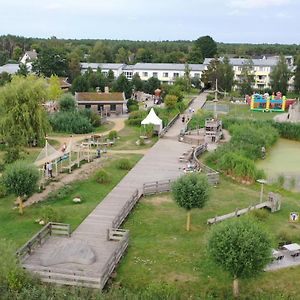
0 0 299 44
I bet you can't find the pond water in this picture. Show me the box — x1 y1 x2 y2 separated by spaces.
257 138 300 190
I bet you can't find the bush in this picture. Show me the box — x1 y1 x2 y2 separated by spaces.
40 206 63 223
128 110 147 126
187 110 213 130
4 147 21 164
144 124 154 138
79 109 101 127
164 95 178 109
59 93 76 111
2 161 39 197
127 99 139 112
116 158 132 170
0 183 7 198
49 111 93 134
108 130 118 140
94 169 111 184
250 209 269 221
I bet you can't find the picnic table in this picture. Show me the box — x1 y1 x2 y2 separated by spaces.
283 243 300 257
272 249 284 260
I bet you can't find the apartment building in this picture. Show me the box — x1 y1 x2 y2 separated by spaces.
80 63 125 78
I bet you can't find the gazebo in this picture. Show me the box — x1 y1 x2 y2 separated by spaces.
141 108 163 134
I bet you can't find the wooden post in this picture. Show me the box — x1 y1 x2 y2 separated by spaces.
233 277 239 297
18 196 23 215
186 211 191 231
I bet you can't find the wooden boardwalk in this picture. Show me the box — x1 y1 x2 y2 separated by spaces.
19 93 208 288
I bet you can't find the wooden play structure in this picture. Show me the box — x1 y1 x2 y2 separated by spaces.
34 137 95 186
207 192 281 225
204 118 223 143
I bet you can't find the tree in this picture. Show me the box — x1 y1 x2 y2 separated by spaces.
32 47 69 77
89 41 112 62
164 95 178 109
48 75 63 100
171 173 210 231
0 71 11 86
222 56 234 92
0 75 50 150
106 69 115 88
238 59 255 95
295 54 300 93
71 75 89 93
270 55 291 94
143 77 161 94
2 161 39 214
201 57 224 90
131 73 144 91
16 63 29 77
208 218 272 297
194 36 217 59
12 46 22 61
187 46 203 64
59 93 76 111
67 52 81 82
112 74 132 98
115 47 128 63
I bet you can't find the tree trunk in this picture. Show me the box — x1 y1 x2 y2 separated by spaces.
18 196 23 215
186 211 191 231
233 277 239 298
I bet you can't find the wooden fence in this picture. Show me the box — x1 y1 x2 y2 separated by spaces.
143 179 173 195
111 189 140 228
16 222 70 262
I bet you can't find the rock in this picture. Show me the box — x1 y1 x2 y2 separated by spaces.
40 239 96 266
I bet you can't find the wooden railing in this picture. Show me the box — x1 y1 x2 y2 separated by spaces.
100 229 129 289
111 189 140 228
143 179 173 195
193 145 219 185
16 222 70 262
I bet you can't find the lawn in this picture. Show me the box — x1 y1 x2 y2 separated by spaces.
0 153 142 247
116 178 300 299
112 124 158 150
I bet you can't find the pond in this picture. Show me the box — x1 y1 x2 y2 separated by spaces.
257 138 300 190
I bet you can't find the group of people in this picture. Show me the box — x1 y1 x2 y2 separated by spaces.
44 162 53 178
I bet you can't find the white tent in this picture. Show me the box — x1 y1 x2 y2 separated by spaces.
141 108 163 133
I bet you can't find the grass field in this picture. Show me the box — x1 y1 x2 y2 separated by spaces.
116 178 300 299
0 154 142 247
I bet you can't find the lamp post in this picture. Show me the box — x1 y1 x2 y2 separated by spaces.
257 179 267 203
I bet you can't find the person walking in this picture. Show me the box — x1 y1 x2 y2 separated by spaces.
48 162 53 178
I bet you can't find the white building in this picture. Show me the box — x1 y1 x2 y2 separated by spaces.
80 63 125 78
0 63 19 74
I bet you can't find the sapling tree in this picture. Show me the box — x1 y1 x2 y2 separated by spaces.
172 173 210 231
2 161 39 214
208 218 272 297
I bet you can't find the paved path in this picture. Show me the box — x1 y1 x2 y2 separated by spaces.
21 93 207 288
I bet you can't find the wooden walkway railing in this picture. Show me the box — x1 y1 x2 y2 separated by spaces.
143 179 173 195
16 222 70 262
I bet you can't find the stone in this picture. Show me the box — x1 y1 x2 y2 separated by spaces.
40 239 96 266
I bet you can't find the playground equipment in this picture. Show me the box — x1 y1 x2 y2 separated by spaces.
207 192 281 225
204 118 223 143
248 92 296 112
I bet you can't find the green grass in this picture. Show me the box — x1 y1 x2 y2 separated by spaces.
112 124 158 150
116 178 300 299
0 154 142 247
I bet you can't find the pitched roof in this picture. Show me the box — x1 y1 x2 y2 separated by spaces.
0 63 19 74
203 58 279 67
75 92 125 102
80 63 125 70
25 51 37 61
132 63 205 71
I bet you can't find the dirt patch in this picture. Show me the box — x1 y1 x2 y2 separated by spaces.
143 194 172 205
165 272 198 283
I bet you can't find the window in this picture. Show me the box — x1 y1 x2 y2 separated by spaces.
85 104 91 109
102 71 108 76
173 72 179 78
125 71 133 79
163 72 169 78
110 104 116 111
194 73 200 78
153 72 158 78
237 66 243 71
142 72 148 77
98 104 104 111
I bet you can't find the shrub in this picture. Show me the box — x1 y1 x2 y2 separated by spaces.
40 206 63 223
94 169 111 184
116 158 132 170
4 147 21 164
164 95 178 109
49 111 93 134
277 174 285 188
187 110 214 130
79 109 101 127
144 124 154 138
108 130 118 140
277 228 295 245
250 209 269 221
127 99 139 112
59 93 76 111
2 161 39 197
0 184 7 198
127 110 147 126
